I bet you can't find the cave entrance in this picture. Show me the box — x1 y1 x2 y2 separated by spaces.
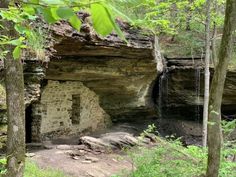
25 105 33 143
71 94 81 124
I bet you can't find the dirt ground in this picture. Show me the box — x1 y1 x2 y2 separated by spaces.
29 145 133 177
26 121 159 177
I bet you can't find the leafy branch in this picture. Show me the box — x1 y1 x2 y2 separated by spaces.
0 0 127 60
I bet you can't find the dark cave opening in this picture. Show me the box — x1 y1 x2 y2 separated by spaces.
151 75 160 105
25 105 33 143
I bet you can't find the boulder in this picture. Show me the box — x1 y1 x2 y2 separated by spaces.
79 132 138 151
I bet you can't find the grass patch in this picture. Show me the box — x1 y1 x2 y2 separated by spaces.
1 159 69 177
113 138 236 177
24 160 69 177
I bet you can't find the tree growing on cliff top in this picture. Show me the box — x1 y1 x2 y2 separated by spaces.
0 1 125 176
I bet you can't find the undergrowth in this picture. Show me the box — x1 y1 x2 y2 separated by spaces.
0 159 69 177
113 122 236 177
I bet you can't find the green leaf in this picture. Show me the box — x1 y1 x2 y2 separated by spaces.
91 3 114 36
91 3 126 41
41 8 57 24
56 7 74 19
14 24 27 34
50 7 61 20
69 15 81 31
13 46 21 59
102 4 126 41
41 0 65 5
29 0 39 3
8 37 25 46
23 6 36 15
108 4 133 23
20 45 28 49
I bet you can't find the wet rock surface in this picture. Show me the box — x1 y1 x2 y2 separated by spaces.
156 57 236 120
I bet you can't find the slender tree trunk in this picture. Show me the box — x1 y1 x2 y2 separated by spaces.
4 45 25 177
211 1 219 67
206 0 236 176
186 0 193 31
0 1 25 177
211 22 218 67
202 0 211 147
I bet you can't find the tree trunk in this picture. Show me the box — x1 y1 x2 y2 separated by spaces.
211 1 219 67
211 22 218 67
202 0 211 147
0 1 26 177
206 0 236 176
4 44 25 177
185 0 193 31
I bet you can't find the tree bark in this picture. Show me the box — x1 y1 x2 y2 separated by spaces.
0 1 26 177
185 0 193 31
202 0 211 147
211 22 218 67
206 0 236 176
211 1 219 67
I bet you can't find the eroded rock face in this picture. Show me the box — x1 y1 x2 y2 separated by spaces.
156 57 236 120
46 57 157 122
0 20 161 142
25 21 158 141
51 20 154 59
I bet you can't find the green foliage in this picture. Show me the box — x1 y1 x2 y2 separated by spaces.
26 27 47 61
160 31 205 57
24 160 68 177
140 124 157 138
110 0 226 57
116 138 236 177
68 15 81 31
113 122 236 177
13 46 21 59
222 119 236 136
0 159 69 177
0 157 7 175
0 0 126 60
221 119 236 173
91 3 115 37
56 7 74 20
123 139 207 177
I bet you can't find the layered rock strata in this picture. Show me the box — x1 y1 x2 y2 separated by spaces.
156 57 236 120
1 21 158 142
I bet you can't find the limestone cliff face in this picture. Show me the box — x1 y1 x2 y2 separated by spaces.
156 58 236 120
29 21 158 141
46 21 158 122
0 20 159 141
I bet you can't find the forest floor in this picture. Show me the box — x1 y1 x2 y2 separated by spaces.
26 120 202 177
27 122 149 177
29 144 133 177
